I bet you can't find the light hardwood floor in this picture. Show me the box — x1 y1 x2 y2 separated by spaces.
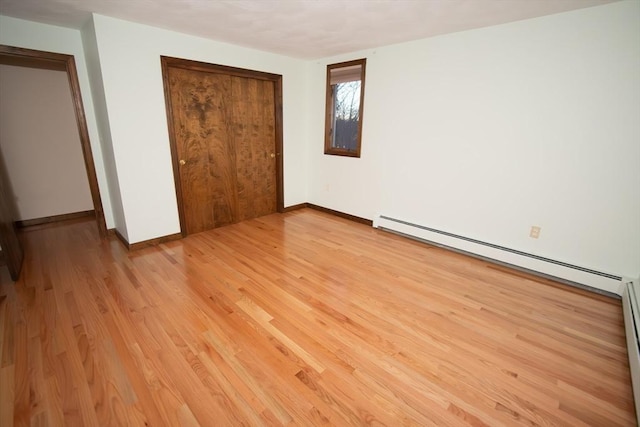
0 209 635 426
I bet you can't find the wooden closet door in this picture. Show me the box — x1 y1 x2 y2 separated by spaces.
231 76 276 222
168 67 231 234
166 66 277 235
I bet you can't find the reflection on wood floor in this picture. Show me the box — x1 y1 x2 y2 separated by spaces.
0 208 634 426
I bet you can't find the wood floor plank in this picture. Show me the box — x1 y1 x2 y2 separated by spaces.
0 209 635 426
12 320 29 426
0 364 15 426
26 336 47 424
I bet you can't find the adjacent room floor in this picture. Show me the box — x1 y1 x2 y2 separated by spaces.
0 208 634 425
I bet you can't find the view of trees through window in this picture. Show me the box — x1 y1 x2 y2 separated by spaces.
332 80 361 151
324 58 365 157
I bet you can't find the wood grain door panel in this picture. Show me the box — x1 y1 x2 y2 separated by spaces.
232 77 276 222
168 67 220 233
164 59 279 235
0 149 23 280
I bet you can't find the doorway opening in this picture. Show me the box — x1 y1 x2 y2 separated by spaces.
0 45 107 237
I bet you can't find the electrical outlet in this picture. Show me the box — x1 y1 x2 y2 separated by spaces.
529 226 541 239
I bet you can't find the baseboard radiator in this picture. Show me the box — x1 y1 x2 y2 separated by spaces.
374 214 639 420
373 215 623 296
622 281 640 425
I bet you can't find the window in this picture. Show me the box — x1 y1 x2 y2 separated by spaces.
324 58 366 157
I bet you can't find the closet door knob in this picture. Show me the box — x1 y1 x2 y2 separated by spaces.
179 159 186 165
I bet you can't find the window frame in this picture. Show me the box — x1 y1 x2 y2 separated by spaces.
324 58 366 158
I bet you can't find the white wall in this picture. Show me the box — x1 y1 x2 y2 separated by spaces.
81 17 129 240
0 65 93 220
2 3 637 289
308 1 640 284
88 14 309 243
0 15 115 228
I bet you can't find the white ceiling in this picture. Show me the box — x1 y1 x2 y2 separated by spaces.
0 0 619 59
